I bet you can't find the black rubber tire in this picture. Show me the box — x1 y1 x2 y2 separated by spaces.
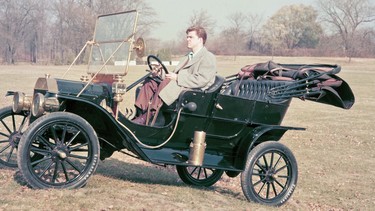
176 166 224 187
17 112 100 189
241 141 298 206
0 106 28 168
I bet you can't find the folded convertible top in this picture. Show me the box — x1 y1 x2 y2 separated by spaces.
233 61 355 109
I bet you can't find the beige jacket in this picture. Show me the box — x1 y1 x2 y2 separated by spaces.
159 47 217 105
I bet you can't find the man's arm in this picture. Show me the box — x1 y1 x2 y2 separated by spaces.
177 53 217 89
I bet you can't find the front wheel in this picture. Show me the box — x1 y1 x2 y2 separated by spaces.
17 112 100 189
176 166 224 187
241 141 298 206
0 106 29 168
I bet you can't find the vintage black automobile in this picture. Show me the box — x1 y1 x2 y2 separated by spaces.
0 10 355 206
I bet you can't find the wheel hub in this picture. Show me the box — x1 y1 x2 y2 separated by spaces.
9 132 22 147
52 145 68 160
265 168 277 182
57 150 67 159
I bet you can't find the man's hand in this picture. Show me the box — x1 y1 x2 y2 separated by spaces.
150 64 163 77
165 73 178 81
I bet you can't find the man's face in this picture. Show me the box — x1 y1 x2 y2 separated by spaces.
186 31 202 50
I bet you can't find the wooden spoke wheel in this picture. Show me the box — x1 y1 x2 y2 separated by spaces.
0 106 28 168
17 112 99 189
241 141 298 206
176 166 224 187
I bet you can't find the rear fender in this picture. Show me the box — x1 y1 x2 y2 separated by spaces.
234 125 305 170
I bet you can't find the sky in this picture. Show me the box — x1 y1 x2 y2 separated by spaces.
146 0 316 41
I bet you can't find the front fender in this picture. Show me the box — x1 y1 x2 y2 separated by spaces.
234 124 305 170
57 95 150 161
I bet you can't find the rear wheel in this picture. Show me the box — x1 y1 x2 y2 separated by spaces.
241 141 298 206
0 106 28 168
17 112 100 189
176 166 224 187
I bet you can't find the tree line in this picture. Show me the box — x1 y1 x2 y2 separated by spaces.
0 0 374 64
0 0 157 64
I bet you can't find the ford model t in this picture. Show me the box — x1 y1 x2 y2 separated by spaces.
0 10 354 206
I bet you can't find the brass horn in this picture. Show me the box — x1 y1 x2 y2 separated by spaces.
133 37 146 58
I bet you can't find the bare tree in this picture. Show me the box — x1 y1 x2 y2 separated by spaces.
131 1 160 39
0 0 158 64
49 0 94 64
317 0 375 61
357 28 375 57
246 14 263 51
188 9 216 36
27 0 48 63
91 0 159 38
219 12 249 60
48 0 158 64
0 0 43 64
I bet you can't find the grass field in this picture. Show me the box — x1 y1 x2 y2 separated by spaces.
0 56 374 210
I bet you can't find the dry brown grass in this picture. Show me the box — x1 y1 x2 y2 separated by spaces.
0 56 374 210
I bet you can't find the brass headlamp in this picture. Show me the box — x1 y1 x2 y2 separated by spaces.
12 92 32 113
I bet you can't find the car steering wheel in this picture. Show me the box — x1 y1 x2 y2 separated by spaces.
147 55 169 78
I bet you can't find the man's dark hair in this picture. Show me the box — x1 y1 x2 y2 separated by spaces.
186 26 207 44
